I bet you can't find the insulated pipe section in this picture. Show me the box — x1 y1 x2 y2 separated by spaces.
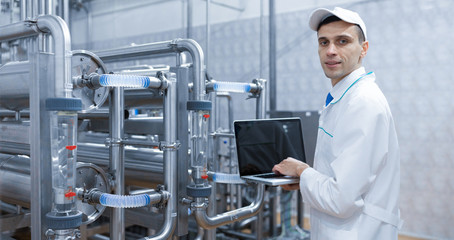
35 15 72 98
206 80 260 94
80 74 163 89
80 190 169 209
193 183 265 229
99 193 152 208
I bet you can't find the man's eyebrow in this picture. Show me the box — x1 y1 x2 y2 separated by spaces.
336 34 354 39
318 34 354 41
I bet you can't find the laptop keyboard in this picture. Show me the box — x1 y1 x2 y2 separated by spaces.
255 173 283 178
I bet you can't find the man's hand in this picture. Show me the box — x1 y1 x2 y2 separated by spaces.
272 157 309 190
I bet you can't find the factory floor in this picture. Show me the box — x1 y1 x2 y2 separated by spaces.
302 218 427 240
2 218 429 240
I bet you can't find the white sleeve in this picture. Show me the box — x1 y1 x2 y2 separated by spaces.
299 95 389 218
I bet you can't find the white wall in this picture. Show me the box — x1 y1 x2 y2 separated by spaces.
70 0 361 48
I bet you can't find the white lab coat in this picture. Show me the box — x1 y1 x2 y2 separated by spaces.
299 67 402 240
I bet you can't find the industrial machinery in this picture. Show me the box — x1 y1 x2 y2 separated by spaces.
0 2 278 240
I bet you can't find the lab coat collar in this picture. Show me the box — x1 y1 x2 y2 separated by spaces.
327 67 374 106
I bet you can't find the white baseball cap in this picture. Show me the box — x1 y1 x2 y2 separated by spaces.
309 7 367 41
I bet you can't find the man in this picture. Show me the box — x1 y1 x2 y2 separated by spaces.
272 7 402 240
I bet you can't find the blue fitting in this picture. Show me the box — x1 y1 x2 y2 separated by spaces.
45 98 82 111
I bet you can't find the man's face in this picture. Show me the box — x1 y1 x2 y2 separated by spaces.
317 21 368 86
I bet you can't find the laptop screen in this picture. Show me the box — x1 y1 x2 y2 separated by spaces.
234 118 306 177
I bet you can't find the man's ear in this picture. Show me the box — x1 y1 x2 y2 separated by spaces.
360 41 369 59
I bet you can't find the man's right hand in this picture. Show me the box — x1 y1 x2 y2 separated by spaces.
272 157 309 177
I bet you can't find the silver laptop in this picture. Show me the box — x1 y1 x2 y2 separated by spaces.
234 118 306 186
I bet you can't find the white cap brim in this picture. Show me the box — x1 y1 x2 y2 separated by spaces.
308 7 367 41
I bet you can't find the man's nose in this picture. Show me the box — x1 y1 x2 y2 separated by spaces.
326 43 337 56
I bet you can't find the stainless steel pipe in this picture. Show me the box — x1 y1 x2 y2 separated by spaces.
95 38 205 101
0 21 38 42
35 15 72 98
142 76 177 240
193 184 265 229
255 79 267 120
109 87 125 240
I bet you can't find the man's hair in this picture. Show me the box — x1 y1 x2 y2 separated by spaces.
317 15 365 43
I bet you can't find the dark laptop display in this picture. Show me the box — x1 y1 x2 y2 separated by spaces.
234 118 306 185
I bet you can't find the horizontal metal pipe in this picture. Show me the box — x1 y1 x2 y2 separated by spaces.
218 226 257 240
94 38 205 101
0 21 38 42
194 184 265 229
0 201 23 214
210 132 234 138
95 40 175 62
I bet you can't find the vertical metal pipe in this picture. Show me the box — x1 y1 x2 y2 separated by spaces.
298 194 304 229
256 79 267 120
255 79 267 239
26 0 34 18
143 77 178 240
45 0 53 53
206 93 216 240
260 0 265 79
45 0 52 14
38 0 45 14
9 0 14 23
269 188 279 237
206 0 210 71
109 87 125 240
269 0 276 112
20 0 26 20
63 0 69 23
15 111 21 121
80 5 92 50
187 0 193 38
30 37 43 239
30 39 53 240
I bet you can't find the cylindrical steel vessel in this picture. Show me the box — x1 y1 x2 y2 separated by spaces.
0 153 31 207
0 61 31 111
0 148 164 209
